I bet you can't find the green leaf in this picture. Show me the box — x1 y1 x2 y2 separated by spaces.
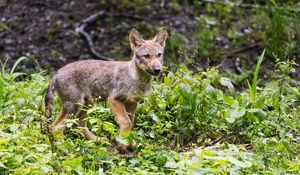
0 162 7 169
165 161 177 168
164 76 171 86
228 157 252 168
102 122 115 133
116 135 130 146
224 96 234 105
248 108 263 113
178 83 191 100
10 56 28 75
66 122 73 128
250 49 265 104
0 22 10 31
226 108 246 123
89 118 98 124
220 77 234 91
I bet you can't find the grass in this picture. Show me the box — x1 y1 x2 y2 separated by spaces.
247 49 265 105
0 56 299 174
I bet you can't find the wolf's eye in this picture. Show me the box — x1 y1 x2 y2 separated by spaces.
157 53 162 57
144 54 150 59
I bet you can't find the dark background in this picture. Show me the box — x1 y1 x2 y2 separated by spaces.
0 0 299 79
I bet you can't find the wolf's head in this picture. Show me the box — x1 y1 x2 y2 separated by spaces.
129 27 168 76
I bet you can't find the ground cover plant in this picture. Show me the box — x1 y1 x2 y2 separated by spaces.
0 54 299 174
1 1 299 174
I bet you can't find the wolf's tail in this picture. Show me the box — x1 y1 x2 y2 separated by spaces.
45 78 56 119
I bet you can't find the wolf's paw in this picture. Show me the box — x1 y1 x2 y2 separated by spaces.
117 142 128 154
130 139 136 148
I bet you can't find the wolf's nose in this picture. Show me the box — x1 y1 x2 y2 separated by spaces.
153 68 161 75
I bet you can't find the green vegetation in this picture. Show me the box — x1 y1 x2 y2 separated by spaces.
0 53 299 174
1 1 299 174
164 1 300 63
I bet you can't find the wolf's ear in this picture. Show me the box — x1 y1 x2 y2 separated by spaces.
154 27 168 47
129 28 144 51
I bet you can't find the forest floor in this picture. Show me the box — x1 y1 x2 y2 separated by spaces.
1 0 198 71
2 0 299 79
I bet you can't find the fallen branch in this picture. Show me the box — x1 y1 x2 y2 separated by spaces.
112 13 150 21
204 132 240 148
222 43 261 57
75 11 113 61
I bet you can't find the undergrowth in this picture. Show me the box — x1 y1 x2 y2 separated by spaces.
0 54 299 174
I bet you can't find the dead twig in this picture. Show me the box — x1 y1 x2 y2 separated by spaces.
204 132 240 148
75 11 113 61
112 13 150 21
75 10 160 60
222 43 261 57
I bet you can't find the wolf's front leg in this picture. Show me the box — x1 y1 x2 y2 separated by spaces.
125 102 137 148
108 96 133 153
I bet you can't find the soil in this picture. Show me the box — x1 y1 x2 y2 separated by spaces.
0 0 198 73
0 0 299 79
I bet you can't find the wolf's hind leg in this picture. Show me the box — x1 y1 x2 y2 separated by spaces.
50 106 67 133
50 101 78 134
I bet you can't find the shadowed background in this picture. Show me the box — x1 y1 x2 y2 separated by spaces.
0 0 299 79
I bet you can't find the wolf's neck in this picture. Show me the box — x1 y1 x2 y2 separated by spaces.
129 60 153 85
